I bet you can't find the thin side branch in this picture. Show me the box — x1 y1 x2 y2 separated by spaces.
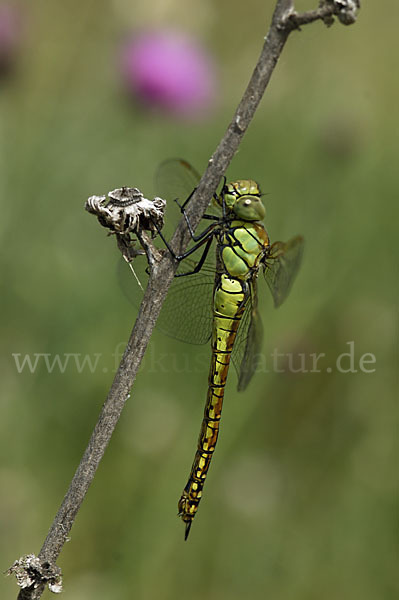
12 1 359 598
284 0 361 29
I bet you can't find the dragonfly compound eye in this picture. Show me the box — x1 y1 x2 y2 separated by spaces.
234 195 266 221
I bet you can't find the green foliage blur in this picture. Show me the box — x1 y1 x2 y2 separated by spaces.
1 1 397 599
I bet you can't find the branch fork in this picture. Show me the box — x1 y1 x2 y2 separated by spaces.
278 0 360 31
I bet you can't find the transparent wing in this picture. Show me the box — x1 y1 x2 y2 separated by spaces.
155 158 201 203
264 235 304 308
118 251 215 345
232 233 304 390
156 158 221 227
231 280 264 391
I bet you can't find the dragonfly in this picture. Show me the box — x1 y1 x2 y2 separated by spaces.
122 159 304 539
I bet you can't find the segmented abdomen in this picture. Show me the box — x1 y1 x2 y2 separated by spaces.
178 274 248 539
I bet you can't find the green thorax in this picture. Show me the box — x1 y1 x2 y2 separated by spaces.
213 178 269 279
219 220 270 279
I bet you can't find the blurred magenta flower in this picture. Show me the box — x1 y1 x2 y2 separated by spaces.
121 30 216 118
0 4 22 76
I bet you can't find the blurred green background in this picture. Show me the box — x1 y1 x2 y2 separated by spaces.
1 1 397 598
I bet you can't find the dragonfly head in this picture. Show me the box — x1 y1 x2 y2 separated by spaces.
220 180 266 221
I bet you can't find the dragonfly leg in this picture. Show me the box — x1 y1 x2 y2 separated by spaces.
177 186 196 210
149 216 216 265
149 217 179 260
178 171 224 211
183 217 220 247
174 197 218 220
174 193 219 241
178 205 218 242
148 214 214 259
150 209 217 251
175 235 213 277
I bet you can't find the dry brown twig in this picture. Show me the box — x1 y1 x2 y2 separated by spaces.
9 1 360 598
